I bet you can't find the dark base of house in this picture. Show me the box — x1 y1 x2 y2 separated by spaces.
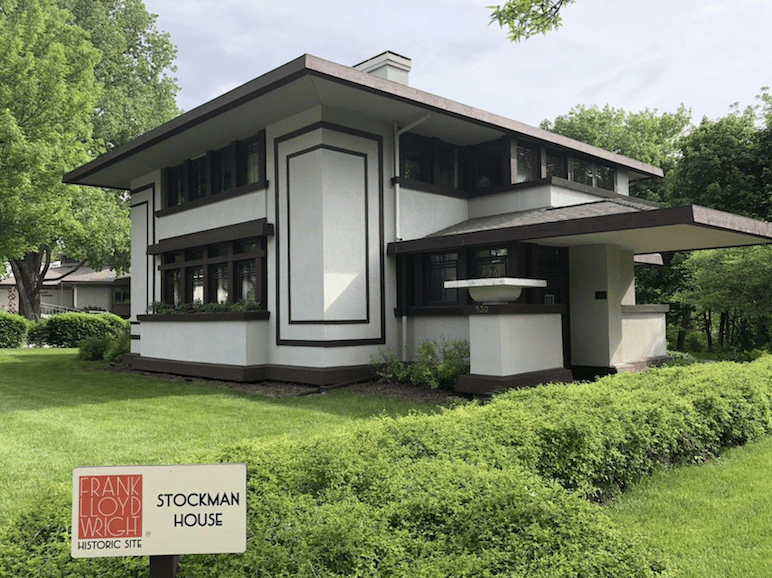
455 367 574 396
122 354 377 387
571 356 671 382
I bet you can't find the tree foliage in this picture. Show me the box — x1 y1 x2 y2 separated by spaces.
1 0 179 320
489 0 576 42
59 0 180 151
668 106 769 220
541 104 692 203
677 247 772 350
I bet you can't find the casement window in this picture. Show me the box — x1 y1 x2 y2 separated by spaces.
473 139 506 189
515 142 538 183
472 247 509 278
163 130 266 210
545 149 615 191
546 149 568 179
427 252 460 304
399 132 617 194
401 132 433 182
399 132 464 190
571 156 616 191
159 237 266 307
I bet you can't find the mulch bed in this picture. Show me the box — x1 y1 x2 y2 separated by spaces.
97 363 463 406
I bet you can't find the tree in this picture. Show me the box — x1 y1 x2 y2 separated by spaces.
59 0 180 151
668 106 768 220
1 0 180 321
541 104 692 203
677 247 772 350
0 0 101 320
489 0 576 42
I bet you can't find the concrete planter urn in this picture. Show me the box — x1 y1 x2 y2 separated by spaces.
444 277 547 304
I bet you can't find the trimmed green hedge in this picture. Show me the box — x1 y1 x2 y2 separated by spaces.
0 312 28 348
31 312 129 348
3 357 772 577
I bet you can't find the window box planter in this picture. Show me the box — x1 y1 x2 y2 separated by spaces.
137 311 269 322
444 278 547 304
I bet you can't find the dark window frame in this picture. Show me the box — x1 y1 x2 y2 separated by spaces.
159 236 266 308
162 130 267 211
397 242 567 314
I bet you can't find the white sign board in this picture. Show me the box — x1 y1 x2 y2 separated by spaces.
71 464 246 558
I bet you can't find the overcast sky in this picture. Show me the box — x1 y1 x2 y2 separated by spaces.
142 0 772 128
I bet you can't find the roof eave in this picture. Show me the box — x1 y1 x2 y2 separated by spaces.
64 53 664 189
387 204 772 255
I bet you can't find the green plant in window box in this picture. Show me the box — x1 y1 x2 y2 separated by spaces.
147 299 261 314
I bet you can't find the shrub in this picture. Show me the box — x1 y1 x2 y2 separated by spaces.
0 312 28 348
40 312 128 348
371 338 470 390
77 336 112 360
102 331 130 363
26 320 49 347
369 346 410 383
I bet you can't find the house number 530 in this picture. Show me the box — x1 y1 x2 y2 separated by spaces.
474 305 490 314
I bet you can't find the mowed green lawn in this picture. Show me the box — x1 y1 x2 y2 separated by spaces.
0 348 438 522
608 433 772 578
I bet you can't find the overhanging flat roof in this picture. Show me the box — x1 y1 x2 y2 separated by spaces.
387 202 772 255
64 54 663 190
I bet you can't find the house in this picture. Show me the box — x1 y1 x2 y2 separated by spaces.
63 52 772 393
0 258 130 318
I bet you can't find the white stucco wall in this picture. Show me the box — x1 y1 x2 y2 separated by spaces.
569 244 621 367
619 309 668 364
274 121 385 349
141 319 269 366
469 313 564 376
400 189 467 240
468 186 551 219
569 244 648 368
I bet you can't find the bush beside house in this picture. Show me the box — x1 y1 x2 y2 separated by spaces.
4 357 772 577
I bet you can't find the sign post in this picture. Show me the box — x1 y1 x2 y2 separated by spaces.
72 464 246 576
149 555 179 578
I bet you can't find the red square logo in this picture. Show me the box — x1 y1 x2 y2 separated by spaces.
78 474 142 539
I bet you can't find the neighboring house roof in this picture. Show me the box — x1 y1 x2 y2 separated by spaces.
388 200 772 255
64 54 663 190
0 263 118 287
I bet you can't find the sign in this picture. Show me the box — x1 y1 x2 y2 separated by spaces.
71 464 246 558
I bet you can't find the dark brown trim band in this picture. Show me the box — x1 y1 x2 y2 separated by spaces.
147 218 274 255
137 311 269 322
394 304 567 317
122 354 376 386
455 367 573 396
621 304 670 314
